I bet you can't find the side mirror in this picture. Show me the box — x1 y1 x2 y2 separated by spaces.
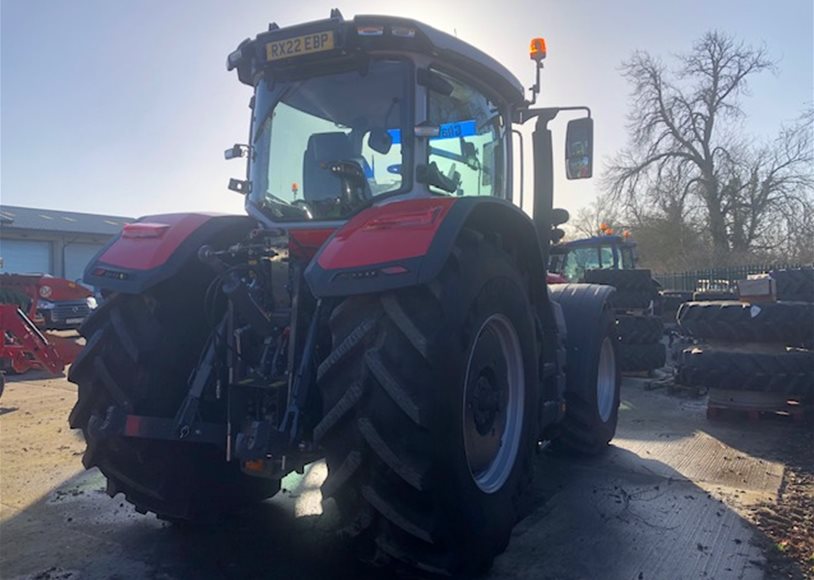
225 144 249 160
565 117 593 180
551 207 570 226
461 141 479 170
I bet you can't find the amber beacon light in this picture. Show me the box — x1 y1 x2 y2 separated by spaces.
529 37 547 62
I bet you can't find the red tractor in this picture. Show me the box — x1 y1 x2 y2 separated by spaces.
69 12 620 575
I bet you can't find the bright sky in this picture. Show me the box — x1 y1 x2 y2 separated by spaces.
1 0 811 220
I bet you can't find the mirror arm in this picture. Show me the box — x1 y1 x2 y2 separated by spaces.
511 129 524 210
515 105 591 125
528 61 543 105
225 143 250 160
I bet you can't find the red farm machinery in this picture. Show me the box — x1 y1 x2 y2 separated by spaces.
68 11 621 574
0 274 90 389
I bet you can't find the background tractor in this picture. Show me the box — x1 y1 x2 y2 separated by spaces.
549 232 638 283
69 11 621 575
549 232 667 373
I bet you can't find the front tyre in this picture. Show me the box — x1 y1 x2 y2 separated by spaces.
315 232 539 575
550 285 622 455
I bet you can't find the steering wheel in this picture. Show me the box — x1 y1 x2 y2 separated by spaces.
323 159 373 206
327 160 368 185
291 199 313 219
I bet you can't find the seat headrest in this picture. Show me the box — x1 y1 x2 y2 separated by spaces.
306 132 352 161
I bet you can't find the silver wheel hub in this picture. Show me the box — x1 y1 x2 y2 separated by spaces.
463 314 525 494
596 337 616 423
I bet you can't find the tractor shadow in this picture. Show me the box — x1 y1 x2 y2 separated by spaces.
1 443 802 580
3 369 67 383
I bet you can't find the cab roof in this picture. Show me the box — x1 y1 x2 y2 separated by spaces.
229 12 526 106
559 235 636 249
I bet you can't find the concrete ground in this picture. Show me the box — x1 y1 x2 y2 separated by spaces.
0 372 804 579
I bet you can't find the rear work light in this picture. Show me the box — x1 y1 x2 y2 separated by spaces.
122 222 170 239
357 25 384 36
391 26 416 38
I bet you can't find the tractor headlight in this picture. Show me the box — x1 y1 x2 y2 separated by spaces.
38 299 56 310
86 296 98 310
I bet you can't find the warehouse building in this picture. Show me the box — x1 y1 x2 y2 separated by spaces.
0 205 132 282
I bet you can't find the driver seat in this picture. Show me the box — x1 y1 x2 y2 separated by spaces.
302 132 372 202
303 132 352 202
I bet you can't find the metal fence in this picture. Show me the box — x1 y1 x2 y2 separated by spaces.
654 263 807 292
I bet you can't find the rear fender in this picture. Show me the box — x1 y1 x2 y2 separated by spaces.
305 197 547 299
549 283 615 345
84 214 256 294
548 283 616 396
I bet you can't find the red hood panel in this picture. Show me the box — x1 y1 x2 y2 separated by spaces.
317 198 457 270
99 213 218 271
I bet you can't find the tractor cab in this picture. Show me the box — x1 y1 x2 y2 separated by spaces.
224 11 593 238
550 234 638 282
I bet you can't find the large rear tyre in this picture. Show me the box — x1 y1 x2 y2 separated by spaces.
769 267 814 302
616 314 663 344
677 346 814 396
315 232 539 575
677 300 814 345
583 269 657 310
618 342 667 372
68 277 279 521
659 290 692 324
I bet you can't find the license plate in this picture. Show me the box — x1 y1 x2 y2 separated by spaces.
266 31 335 62
66 317 84 324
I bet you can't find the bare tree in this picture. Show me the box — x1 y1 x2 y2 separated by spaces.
567 199 615 238
605 31 813 264
730 110 814 252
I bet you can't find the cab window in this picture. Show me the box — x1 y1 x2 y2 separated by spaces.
598 245 615 269
620 247 635 269
563 247 600 281
426 69 505 198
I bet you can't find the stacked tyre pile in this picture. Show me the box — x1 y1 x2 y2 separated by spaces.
676 267 814 420
769 266 814 302
584 269 666 373
659 290 692 326
691 289 736 302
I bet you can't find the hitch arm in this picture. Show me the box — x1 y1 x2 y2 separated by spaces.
173 322 223 439
280 299 322 444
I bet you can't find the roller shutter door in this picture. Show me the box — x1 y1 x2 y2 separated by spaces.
0 239 52 274
64 243 104 283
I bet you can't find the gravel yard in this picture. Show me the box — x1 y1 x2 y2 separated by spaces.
1 371 810 579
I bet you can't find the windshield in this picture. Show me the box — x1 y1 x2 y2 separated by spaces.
249 59 410 222
426 69 505 197
562 245 616 280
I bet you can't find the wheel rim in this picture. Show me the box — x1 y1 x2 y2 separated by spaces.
463 314 525 494
596 337 616 423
